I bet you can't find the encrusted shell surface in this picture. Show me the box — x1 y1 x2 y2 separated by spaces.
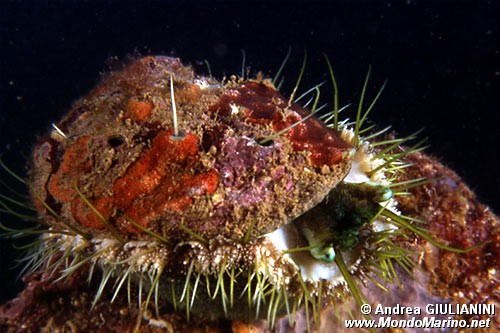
31 56 352 242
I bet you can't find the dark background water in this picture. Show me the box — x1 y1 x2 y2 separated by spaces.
1 1 499 305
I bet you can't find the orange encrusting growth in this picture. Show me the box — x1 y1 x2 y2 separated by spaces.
45 130 219 232
120 168 219 232
113 131 219 232
47 136 92 203
112 131 201 208
71 196 114 229
125 98 154 122
47 135 115 229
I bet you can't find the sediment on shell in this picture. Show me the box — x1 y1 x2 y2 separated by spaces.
30 56 352 244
